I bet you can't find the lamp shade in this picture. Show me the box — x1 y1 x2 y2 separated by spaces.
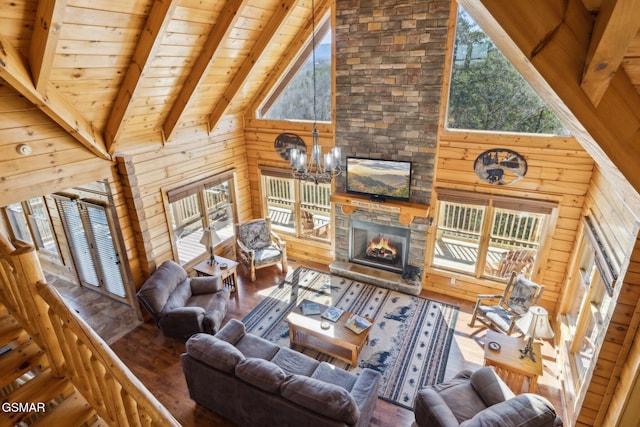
200 227 221 247
515 306 554 340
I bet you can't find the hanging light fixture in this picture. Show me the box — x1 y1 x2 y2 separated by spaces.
289 0 341 184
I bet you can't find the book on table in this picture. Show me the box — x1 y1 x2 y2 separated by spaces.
299 301 321 315
321 306 344 322
345 314 372 334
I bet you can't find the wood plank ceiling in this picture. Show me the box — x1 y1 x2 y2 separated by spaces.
1 0 639 193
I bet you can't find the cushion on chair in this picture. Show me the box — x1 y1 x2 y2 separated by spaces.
162 280 192 313
470 367 515 407
478 305 514 333
186 333 244 373
137 260 187 314
253 245 283 266
280 375 360 425
506 276 540 314
238 220 272 249
235 358 288 393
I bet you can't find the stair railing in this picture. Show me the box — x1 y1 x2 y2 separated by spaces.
0 234 179 426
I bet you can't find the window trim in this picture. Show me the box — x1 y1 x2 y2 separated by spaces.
431 188 556 280
164 170 238 267
259 166 332 242
257 13 332 122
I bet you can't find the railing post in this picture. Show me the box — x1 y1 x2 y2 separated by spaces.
2 238 65 376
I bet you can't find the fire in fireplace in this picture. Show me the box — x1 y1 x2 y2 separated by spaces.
365 235 398 264
350 219 410 274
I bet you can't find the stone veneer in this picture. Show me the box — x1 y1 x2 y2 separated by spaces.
332 0 450 292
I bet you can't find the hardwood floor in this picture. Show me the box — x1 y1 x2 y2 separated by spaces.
109 260 565 427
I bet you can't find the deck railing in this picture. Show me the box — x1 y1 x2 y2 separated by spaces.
0 235 179 426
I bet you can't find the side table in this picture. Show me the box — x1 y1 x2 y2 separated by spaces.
483 330 543 394
193 256 239 293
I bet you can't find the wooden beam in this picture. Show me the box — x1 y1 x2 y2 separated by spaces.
162 0 249 143
104 0 179 154
0 33 110 160
581 0 640 106
29 0 67 92
458 0 640 197
207 0 298 133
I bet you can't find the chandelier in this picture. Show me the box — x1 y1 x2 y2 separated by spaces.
289 0 341 184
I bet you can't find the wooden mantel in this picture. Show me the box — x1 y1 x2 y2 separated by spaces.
330 192 430 225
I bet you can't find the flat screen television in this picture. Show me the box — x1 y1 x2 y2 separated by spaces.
346 157 412 201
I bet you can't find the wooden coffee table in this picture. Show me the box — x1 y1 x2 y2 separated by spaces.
286 300 373 366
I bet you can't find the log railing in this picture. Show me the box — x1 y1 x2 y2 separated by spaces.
0 234 179 426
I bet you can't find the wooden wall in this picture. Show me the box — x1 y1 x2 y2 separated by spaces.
0 79 113 206
116 115 251 282
243 118 335 265
423 129 594 313
560 165 640 427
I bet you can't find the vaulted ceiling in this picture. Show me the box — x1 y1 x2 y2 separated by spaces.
1 0 639 193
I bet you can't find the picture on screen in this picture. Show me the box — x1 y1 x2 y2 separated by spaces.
346 158 411 201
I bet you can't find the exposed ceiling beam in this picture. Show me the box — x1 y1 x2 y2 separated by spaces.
458 0 640 198
104 0 179 154
0 33 109 160
162 0 249 143
581 0 640 106
29 0 67 92
207 0 301 133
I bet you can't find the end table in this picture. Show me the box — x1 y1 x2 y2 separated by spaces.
483 330 543 394
193 255 239 292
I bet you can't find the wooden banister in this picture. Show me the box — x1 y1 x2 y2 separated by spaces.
0 232 179 426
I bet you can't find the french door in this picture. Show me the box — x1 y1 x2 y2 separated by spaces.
53 193 128 303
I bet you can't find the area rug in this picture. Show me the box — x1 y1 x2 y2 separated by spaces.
242 267 459 409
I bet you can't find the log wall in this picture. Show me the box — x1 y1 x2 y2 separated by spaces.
424 130 594 313
562 166 640 427
243 118 335 265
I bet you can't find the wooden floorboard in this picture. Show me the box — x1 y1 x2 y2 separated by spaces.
109 260 565 427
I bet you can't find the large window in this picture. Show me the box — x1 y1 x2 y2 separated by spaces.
561 217 617 411
432 189 554 280
258 15 332 122
166 171 237 265
260 167 331 242
447 6 568 135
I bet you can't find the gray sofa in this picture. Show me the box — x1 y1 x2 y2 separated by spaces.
181 318 382 427
136 260 230 340
414 367 563 427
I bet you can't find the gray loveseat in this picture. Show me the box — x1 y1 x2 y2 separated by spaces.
414 367 563 426
136 260 230 340
181 318 381 427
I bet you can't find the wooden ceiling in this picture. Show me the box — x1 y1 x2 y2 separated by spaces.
1 0 639 193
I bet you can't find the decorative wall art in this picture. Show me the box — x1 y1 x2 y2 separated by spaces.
274 133 306 161
474 148 527 185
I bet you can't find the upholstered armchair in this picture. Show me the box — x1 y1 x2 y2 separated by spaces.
469 272 543 334
235 218 288 281
136 260 230 340
414 367 562 427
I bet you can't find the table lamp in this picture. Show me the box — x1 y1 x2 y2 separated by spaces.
200 226 221 265
515 306 554 362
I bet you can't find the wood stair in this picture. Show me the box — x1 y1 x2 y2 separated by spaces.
0 304 102 427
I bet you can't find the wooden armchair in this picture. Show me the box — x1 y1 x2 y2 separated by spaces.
301 209 329 238
485 248 537 279
235 218 288 281
469 272 544 334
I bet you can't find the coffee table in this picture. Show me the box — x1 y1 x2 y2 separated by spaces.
286 300 373 366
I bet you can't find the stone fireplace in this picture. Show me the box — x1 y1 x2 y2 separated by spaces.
330 0 450 295
350 219 410 274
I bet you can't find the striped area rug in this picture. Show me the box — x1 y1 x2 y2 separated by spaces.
242 266 459 409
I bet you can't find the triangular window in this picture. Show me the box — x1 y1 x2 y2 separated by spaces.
447 7 569 135
258 16 332 122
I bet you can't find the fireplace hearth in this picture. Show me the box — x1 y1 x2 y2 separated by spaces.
350 219 410 274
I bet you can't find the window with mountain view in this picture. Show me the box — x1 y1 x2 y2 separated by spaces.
447 7 568 135
258 18 332 122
